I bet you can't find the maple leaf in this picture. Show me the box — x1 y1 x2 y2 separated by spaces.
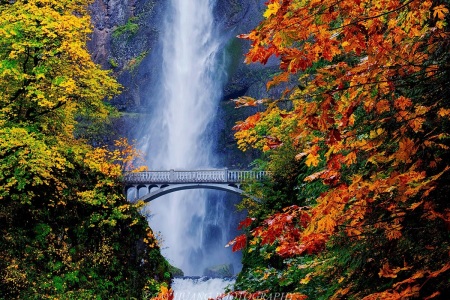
263 1 281 19
265 136 283 149
433 5 449 20
438 108 450 117
394 138 416 163
305 153 320 167
302 145 321 167
394 96 413 110
237 217 255 230
344 151 357 165
408 117 425 132
233 96 267 108
286 293 308 300
226 234 247 252
385 227 403 240
376 99 391 114
232 113 261 131
326 128 341 145
378 262 411 278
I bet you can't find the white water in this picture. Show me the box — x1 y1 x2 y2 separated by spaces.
138 0 240 278
171 277 234 300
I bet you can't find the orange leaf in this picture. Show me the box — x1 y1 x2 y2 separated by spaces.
232 113 261 131
394 96 412 110
394 138 416 162
286 293 308 300
408 117 425 132
424 291 441 299
433 5 449 20
376 99 391 114
344 151 357 165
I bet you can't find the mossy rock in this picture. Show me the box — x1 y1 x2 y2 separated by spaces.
203 263 234 277
168 265 184 277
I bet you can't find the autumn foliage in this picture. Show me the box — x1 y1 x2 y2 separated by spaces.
230 0 450 298
0 0 170 298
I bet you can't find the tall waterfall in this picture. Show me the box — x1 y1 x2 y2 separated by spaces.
138 0 241 276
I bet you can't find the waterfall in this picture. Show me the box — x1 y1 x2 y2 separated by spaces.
137 0 242 276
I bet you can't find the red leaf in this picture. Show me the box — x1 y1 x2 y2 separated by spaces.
238 217 255 230
265 136 283 149
327 128 342 145
225 234 247 252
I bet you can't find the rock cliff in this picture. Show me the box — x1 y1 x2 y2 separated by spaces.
87 0 271 166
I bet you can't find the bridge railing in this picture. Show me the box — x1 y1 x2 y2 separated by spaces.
123 169 270 184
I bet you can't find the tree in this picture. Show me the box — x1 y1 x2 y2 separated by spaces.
0 1 170 298
229 0 450 298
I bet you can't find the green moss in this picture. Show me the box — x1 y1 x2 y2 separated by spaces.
112 17 139 39
125 50 149 72
108 58 118 68
168 265 184 277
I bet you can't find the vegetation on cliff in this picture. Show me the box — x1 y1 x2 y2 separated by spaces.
228 0 450 299
0 0 170 298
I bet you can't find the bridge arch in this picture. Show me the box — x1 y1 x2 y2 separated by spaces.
126 183 250 203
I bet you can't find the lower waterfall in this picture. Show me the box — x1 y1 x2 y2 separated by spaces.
171 277 235 300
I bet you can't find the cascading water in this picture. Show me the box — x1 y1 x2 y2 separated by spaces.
137 0 242 280
171 277 235 299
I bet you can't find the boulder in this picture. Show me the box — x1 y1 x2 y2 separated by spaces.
203 263 235 277
168 265 184 277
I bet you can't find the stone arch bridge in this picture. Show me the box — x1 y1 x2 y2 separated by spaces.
123 169 269 202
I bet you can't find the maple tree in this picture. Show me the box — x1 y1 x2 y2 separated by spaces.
229 0 450 298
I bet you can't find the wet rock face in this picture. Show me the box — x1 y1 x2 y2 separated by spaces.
88 0 270 165
88 0 164 110
88 0 135 67
88 0 270 108
215 0 264 32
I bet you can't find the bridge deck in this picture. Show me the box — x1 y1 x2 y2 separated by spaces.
123 169 269 184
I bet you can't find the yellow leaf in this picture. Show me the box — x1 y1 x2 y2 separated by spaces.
264 2 281 19
305 153 320 167
300 273 312 284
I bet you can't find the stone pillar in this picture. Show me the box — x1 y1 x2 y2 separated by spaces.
223 168 228 182
134 185 138 200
